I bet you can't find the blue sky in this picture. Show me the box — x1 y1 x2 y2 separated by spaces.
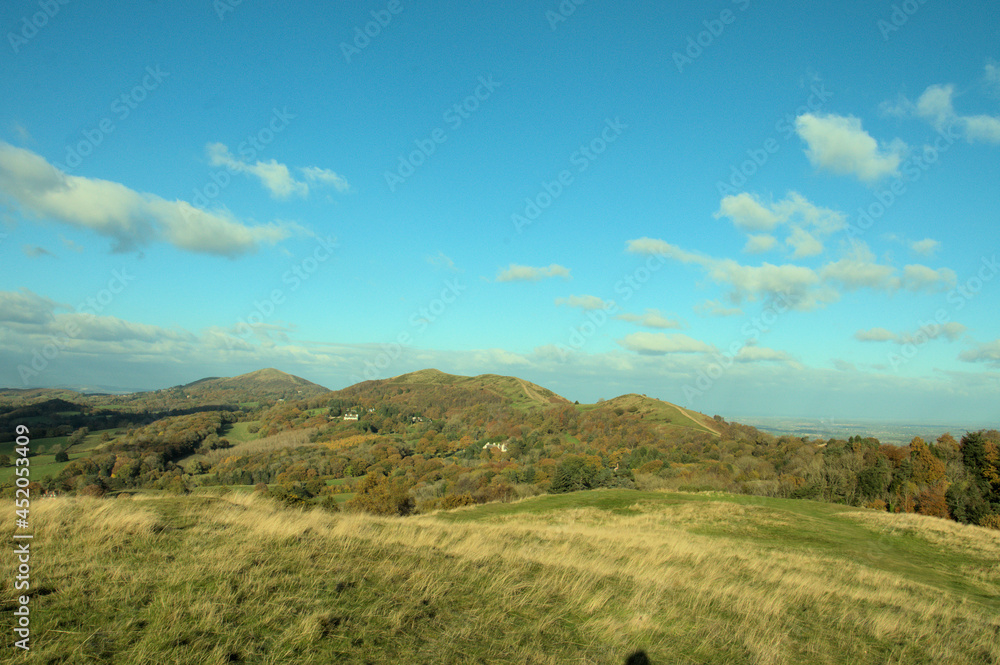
1 0 998 423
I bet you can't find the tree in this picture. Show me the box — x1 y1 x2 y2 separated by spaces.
68 427 89 447
347 472 414 516
0 454 10 467
54 450 69 463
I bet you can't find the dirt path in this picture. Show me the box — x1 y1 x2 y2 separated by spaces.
674 404 722 436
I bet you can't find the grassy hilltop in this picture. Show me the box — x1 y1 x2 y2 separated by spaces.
4 489 998 664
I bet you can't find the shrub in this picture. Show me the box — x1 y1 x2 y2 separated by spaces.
439 493 477 510
80 484 106 498
979 514 1000 530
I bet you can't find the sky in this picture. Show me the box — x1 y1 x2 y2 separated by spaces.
1 0 998 424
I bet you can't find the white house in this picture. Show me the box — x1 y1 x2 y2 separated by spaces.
343 412 359 421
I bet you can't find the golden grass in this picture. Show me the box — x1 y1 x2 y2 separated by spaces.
3 493 999 664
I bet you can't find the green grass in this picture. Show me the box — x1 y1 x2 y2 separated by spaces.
4 489 998 664
0 452 77 484
220 421 259 442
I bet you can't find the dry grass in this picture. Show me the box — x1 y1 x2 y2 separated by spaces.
3 491 998 664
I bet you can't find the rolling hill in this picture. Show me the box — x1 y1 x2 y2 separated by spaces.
167 368 329 403
330 368 571 416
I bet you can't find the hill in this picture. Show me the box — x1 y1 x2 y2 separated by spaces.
170 368 329 403
11 489 999 664
585 393 723 437
330 368 570 416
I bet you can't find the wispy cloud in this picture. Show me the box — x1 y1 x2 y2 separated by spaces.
614 308 684 329
0 142 299 257
555 294 613 310
206 143 350 198
617 332 714 355
496 263 571 282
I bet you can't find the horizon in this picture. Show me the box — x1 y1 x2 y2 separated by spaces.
2 2 999 424
4 365 996 432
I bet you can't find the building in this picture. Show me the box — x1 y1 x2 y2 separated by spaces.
343 412 359 421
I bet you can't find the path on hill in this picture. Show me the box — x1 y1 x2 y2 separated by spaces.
517 378 545 404
674 405 722 436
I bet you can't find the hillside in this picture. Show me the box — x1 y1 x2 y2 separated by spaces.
330 369 571 416
9 489 999 664
170 368 329 403
585 393 723 437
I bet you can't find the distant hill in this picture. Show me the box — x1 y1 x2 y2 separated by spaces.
331 369 570 417
170 368 329 404
588 393 722 437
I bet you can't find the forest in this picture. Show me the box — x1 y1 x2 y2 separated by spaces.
4 372 997 531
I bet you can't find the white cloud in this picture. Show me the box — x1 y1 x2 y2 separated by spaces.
959 339 1000 366
910 238 940 256
496 263 571 282
986 63 1000 94
207 143 308 199
299 166 351 193
615 309 684 329
206 143 351 198
0 142 297 257
856 322 966 344
717 191 845 258
820 241 899 292
786 226 823 258
795 113 905 182
907 74 1000 145
855 327 898 342
900 264 956 292
715 193 782 232
555 295 613 310
743 234 776 253
617 332 714 355
735 345 793 363
694 300 743 317
0 289 62 325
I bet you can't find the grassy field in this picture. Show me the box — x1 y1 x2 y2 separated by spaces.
0 429 117 483
219 421 259 443
2 490 998 664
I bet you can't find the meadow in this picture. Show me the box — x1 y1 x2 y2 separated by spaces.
2 489 998 664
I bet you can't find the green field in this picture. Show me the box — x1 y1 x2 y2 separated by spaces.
3 489 997 664
220 421 259 443
0 428 118 483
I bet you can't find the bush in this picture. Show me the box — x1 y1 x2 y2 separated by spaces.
439 493 477 510
346 472 415 516
80 484 106 498
318 495 340 513
979 514 1000 530
54 450 70 463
